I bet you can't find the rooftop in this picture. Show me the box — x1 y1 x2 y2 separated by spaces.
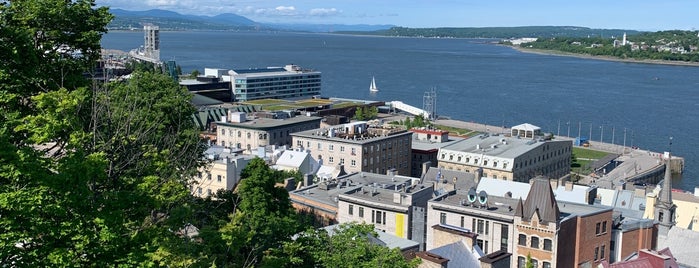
411 134 465 152
292 121 411 145
216 114 322 130
290 172 421 210
321 224 419 251
430 189 521 218
439 133 569 160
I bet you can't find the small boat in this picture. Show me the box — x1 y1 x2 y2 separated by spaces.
369 76 379 92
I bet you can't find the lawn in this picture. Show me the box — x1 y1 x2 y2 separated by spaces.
571 147 609 175
432 124 478 137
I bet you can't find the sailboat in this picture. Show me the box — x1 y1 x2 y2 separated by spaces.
369 76 379 92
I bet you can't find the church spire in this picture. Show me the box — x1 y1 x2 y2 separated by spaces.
655 139 677 236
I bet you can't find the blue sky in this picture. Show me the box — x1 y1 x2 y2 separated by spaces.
96 0 698 31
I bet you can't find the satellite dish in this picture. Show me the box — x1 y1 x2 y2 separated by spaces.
478 190 488 205
467 188 477 203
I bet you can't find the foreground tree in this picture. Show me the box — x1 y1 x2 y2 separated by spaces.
261 223 420 268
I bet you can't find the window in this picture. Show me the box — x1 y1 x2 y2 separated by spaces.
297 140 303 147
503 163 508 169
351 148 356 155
440 213 447 224
197 187 202 194
518 257 526 268
340 146 345 152
329 157 334 163
602 221 607 234
501 225 509 251
221 129 226 135
375 211 384 224
317 143 322 150
207 173 212 180
594 246 599 261
600 245 606 260
197 172 202 178
359 207 364 217
543 239 552 251
532 259 538 268
340 158 344 165
329 144 334 151
349 205 354 215
217 175 222 182
531 237 539 249
247 132 251 139
493 161 498 167
206 189 211 196
307 141 310 148
518 234 527 246
351 160 356 166
483 160 488 166
596 222 601 235
460 216 465 228
543 262 551 268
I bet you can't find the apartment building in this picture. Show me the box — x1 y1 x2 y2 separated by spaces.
191 145 254 198
291 121 413 176
410 128 464 178
216 111 322 152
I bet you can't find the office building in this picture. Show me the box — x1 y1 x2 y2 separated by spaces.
216 111 322 152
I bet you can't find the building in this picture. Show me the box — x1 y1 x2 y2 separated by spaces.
272 149 318 175
514 178 613 268
191 145 254 198
410 128 464 178
437 126 571 182
291 121 413 176
216 111 322 152
426 187 519 255
229 64 321 102
337 174 433 245
600 247 679 268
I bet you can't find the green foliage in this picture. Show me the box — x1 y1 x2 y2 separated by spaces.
191 69 201 78
526 253 534 268
353 106 379 121
404 114 429 129
525 30 699 62
360 26 639 39
261 223 420 268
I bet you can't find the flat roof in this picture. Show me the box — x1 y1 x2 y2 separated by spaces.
216 115 322 131
429 191 521 218
439 134 570 160
558 201 612 219
292 127 412 145
290 172 420 209
412 135 465 152
230 68 320 78
339 181 433 210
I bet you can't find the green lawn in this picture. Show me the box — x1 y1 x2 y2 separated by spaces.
242 99 288 105
571 147 609 175
432 124 478 136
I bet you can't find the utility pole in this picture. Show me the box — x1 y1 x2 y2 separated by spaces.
578 121 582 139
557 120 561 136
567 121 571 137
589 123 593 141
612 126 615 145
600 125 604 142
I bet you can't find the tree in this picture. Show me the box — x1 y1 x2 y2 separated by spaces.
526 252 535 268
219 158 301 267
261 223 420 268
190 69 201 78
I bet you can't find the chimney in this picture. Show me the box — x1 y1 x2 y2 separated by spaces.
422 161 432 177
565 181 574 191
387 168 396 177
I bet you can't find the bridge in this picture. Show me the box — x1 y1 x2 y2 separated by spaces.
389 101 431 119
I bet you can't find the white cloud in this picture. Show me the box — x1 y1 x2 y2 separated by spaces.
309 8 338 17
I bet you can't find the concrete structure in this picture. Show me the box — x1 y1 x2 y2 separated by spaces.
229 64 321 101
410 128 464 178
437 131 571 182
191 145 254 198
337 174 433 244
292 121 413 176
653 155 677 236
216 111 321 153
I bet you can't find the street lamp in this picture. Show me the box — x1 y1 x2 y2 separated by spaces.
567 121 571 137
600 125 604 143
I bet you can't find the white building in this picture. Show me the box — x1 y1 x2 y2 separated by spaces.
191 145 255 198
228 64 321 101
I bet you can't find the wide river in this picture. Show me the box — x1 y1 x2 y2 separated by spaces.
102 31 699 191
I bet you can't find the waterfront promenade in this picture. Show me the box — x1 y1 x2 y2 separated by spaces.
406 116 682 189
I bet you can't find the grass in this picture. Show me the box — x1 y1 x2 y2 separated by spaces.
571 147 610 175
242 99 288 105
332 102 363 109
432 124 478 137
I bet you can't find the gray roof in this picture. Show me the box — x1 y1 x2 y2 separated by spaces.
657 227 699 267
439 134 569 161
430 190 521 218
428 240 482 268
292 127 412 145
515 177 560 223
290 172 420 211
217 115 322 131
411 134 465 152
422 167 477 193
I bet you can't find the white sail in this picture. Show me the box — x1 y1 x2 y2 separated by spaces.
370 76 379 92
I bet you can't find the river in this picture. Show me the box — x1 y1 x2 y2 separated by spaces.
102 31 699 191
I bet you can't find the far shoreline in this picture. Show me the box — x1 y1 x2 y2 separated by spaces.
509 46 699 67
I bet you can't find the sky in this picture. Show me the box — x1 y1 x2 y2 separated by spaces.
96 0 699 31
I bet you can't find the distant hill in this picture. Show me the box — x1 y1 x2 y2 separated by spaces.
346 26 643 39
108 9 259 31
107 9 393 32
265 23 395 33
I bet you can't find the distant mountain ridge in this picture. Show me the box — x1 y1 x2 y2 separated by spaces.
107 9 394 32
